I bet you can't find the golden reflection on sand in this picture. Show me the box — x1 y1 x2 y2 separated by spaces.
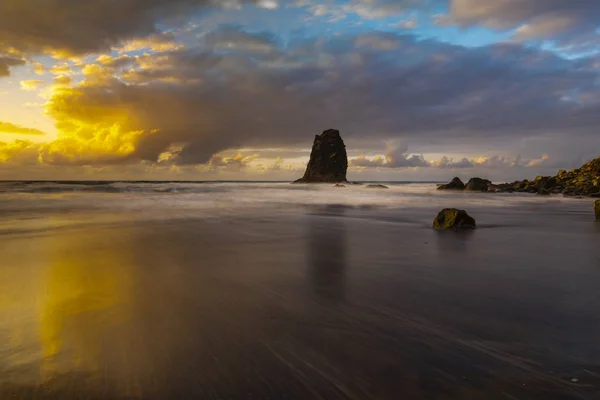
0 222 139 395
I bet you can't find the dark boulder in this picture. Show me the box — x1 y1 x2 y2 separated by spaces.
366 184 389 189
294 129 348 183
433 209 477 231
595 200 600 219
437 177 465 191
465 177 491 192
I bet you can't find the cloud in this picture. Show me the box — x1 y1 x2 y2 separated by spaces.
0 0 280 57
442 0 600 49
203 25 278 53
0 55 25 77
205 152 258 171
351 142 428 168
0 140 41 164
0 121 45 136
20 80 46 91
50 64 74 75
389 18 419 29
299 0 431 22
118 32 182 54
430 156 474 169
0 27 598 177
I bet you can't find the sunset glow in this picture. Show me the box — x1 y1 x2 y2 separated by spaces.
1 0 599 180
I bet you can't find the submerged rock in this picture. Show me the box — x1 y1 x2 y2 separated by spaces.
433 209 477 231
465 177 491 192
334 184 346 188
437 177 465 191
595 200 600 219
294 129 348 183
366 184 389 189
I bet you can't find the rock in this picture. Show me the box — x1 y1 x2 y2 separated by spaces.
334 184 346 188
433 209 477 231
465 177 491 192
366 184 389 189
437 177 465 191
294 129 348 183
595 200 600 219
499 157 600 197
536 189 551 196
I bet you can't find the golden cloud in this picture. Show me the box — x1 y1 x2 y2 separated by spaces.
49 64 73 75
0 140 41 164
0 121 45 136
20 79 46 91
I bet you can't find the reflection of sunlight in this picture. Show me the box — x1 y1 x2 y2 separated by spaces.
36 231 134 384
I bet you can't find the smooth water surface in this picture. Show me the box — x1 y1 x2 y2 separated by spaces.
1 182 599 399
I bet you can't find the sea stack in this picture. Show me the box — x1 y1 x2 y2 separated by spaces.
294 129 348 183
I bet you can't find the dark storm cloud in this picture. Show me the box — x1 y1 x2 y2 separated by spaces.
0 0 279 56
45 29 600 166
0 56 25 77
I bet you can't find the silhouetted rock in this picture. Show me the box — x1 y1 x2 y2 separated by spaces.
595 200 600 219
498 157 600 197
437 177 465 191
465 177 491 192
433 209 477 231
366 184 389 189
294 129 348 183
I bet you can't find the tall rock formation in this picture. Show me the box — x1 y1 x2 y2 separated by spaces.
294 129 348 183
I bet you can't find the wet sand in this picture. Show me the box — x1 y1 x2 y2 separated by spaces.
0 185 599 399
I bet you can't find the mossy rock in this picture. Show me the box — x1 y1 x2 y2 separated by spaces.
433 208 476 231
595 200 600 220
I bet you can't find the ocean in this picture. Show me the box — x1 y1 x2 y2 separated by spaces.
0 181 599 399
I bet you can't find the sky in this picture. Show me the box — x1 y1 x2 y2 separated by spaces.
1 0 600 181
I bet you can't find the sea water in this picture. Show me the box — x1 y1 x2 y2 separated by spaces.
0 182 598 399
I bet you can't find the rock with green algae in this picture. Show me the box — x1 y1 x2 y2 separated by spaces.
498 157 600 197
433 208 477 231
595 200 600 219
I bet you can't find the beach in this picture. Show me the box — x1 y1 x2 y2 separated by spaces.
0 182 599 399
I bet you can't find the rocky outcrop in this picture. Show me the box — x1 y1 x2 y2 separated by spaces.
294 129 348 183
433 209 477 231
437 177 465 191
366 184 389 189
497 157 600 197
595 200 600 219
465 177 491 192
